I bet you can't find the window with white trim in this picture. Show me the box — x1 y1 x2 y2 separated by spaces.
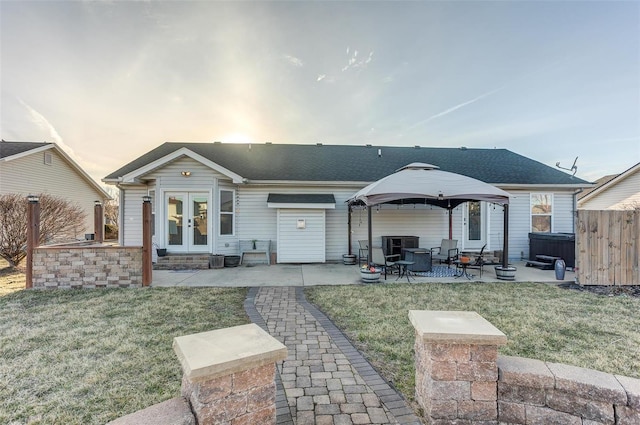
219 189 234 235
531 193 553 232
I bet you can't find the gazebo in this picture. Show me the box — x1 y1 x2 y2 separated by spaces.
346 163 513 272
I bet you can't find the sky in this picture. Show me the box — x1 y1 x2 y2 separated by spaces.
1 0 639 184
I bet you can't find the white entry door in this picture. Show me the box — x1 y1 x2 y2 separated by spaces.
464 201 487 250
166 192 209 253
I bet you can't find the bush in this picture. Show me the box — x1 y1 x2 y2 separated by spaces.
0 193 87 266
104 223 118 240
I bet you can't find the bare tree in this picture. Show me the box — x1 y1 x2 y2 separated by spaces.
104 187 119 227
0 193 87 267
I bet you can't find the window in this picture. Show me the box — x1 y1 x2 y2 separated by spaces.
531 193 553 233
44 152 52 165
219 189 234 235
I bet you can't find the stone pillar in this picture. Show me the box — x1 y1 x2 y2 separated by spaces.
173 323 287 425
409 310 507 424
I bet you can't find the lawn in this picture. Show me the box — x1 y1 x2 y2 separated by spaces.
306 282 640 402
0 286 249 425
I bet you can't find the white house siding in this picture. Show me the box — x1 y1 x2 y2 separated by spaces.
236 186 358 261
0 149 107 236
349 205 463 254
122 186 147 246
579 170 640 210
498 190 576 261
277 209 326 263
144 157 230 253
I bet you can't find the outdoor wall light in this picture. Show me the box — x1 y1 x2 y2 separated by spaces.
181 171 191 177
142 195 152 203
27 194 39 203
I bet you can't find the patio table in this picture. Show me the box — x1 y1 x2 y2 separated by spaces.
395 260 415 282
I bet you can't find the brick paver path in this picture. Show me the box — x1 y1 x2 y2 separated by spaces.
245 287 422 425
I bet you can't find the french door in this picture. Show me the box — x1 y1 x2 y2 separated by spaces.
165 192 209 252
464 201 487 250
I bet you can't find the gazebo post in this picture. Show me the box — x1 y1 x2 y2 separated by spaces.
347 205 352 256
502 203 509 267
367 206 373 265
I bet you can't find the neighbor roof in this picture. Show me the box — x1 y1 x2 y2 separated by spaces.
0 140 51 159
1 140 111 199
104 142 590 186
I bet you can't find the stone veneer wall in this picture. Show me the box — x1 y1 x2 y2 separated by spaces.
498 355 639 425
411 310 640 424
32 246 143 288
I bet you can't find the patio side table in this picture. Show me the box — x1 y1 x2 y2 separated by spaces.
395 260 415 282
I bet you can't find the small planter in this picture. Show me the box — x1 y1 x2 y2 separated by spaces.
224 255 241 268
156 248 167 257
495 265 517 281
360 268 381 283
342 254 357 265
210 255 225 269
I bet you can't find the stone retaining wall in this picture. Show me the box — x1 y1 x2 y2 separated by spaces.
498 355 639 425
32 246 143 288
411 310 640 424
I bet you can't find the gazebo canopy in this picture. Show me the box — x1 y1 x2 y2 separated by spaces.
347 163 510 208
346 163 512 269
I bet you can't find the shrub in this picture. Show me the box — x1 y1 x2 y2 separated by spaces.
0 193 86 266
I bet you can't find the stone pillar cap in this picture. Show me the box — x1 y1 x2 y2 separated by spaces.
173 323 287 382
409 310 507 345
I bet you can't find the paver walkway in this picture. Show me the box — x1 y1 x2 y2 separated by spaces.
244 287 422 425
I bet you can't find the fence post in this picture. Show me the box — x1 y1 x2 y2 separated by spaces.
94 200 104 243
142 196 152 286
26 195 40 289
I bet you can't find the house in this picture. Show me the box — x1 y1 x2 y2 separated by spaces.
577 162 640 210
0 140 111 238
103 142 591 263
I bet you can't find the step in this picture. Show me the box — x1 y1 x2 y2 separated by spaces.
154 255 210 270
536 255 561 262
525 260 555 270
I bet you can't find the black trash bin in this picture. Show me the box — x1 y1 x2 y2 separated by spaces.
224 255 241 267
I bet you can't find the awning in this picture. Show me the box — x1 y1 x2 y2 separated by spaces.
267 194 336 209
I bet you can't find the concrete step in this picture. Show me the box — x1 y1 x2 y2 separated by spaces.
154 254 210 270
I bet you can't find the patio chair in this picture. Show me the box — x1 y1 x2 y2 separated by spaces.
464 244 487 278
431 239 459 267
358 240 369 265
371 247 400 280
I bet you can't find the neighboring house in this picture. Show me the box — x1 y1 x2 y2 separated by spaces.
0 140 111 238
577 162 640 210
103 142 591 263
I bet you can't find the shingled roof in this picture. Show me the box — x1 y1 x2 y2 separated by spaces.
104 142 590 186
0 140 51 159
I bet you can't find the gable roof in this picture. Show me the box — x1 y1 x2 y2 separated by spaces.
1 140 111 199
104 142 590 187
0 140 51 159
577 162 640 205
577 173 618 200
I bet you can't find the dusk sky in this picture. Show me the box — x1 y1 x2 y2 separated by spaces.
1 1 638 183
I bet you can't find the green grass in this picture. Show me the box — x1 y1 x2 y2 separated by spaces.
0 287 249 425
305 282 640 401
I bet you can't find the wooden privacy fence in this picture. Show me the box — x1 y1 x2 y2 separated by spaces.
576 209 639 285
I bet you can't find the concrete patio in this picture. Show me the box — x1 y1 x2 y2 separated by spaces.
151 261 574 287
